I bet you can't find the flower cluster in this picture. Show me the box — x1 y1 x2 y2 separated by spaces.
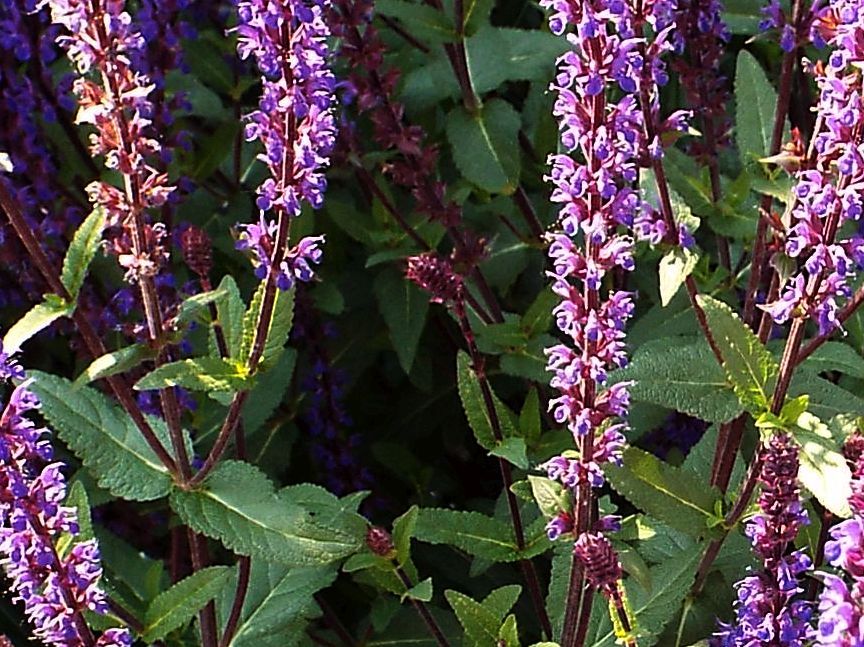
763 1 864 334
713 433 813 646
0 352 130 647
813 432 864 645
331 0 461 228
41 0 175 283
235 0 336 290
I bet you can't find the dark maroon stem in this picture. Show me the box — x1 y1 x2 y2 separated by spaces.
392 561 450 647
219 556 251 647
314 594 359 647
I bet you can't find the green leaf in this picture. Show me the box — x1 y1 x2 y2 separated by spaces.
445 585 521 646
546 543 571 637
374 269 429 374
29 372 175 501
605 447 721 538
135 357 251 392
74 343 154 387
211 275 246 358
143 566 231 642
61 205 105 298
735 51 785 164
170 461 364 565
498 615 519 646
613 338 742 424
402 577 433 602
659 248 699 307
723 0 764 34
392 506 419 566
461 0 493 34
239 281 295 370
447 99 521 194
697 295 778 413
414 508 550 562
793 413 853 518
801 341 864 379
519 388 542 445
528 476 569 517
375 0 458 43
456 351 527 467
788 370 864 420
4 296 74 354
176 285 230 326
242 348 297 434
65 481 94 542
219 563 337 647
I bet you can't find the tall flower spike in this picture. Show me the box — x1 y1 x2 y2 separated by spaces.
235 0 336 290
762 0 864 335
0 350 130 647
712 434 813 646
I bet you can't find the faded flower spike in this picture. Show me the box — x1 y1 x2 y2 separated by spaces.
0 351 129 647
235 0 336 290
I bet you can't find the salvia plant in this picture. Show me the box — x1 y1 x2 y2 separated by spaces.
5 0 864 645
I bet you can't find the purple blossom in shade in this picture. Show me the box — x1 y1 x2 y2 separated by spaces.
712 434 814 646
234 0 336 288
763 3 864 335
0 366 130 646
640 411 708 459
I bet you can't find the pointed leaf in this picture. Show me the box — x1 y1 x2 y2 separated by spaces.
135 357 251 392
61 205 105 298
75 344 154 387
794 412 853 518
4 296 74 354
239 281 294 369
659 248 698 307
735 51 785 163
143 567 231 642
392 505 419 566
374 269 429 375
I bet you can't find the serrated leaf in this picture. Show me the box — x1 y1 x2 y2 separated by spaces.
4 297 74 354
74 343 154 387
176 285 230 326
659 248 699 307
135 357 250 392
519 388 542 444
414 508 550 562
498 615 519 645
456 351 526 467
61 205 105 298
143 566 231 642
239 281 295 370
446 585 521 646
375 0 458 43
801 341 864 379
788 370 864 420
613 338 742 423
242 348 296 434
220 563 337 647
392 506 419 566
374 269 429 375
447 99 521 194
605 447 721 538
29 372 174 501
735 51 784 164
212 275 245 358
794 413 853 518
697 295 778 413
546 543 570 638
169 461 364 565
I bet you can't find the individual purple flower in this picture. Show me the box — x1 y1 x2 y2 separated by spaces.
712 434 813 646
0 356 129 646
234 0 336 289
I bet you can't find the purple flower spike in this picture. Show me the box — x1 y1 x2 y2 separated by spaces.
234 0 336 289
0 357 129 646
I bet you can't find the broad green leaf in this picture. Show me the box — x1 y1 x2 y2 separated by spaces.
375 0 458 43
242 348 297 434
143 567 231 642
61 205 105 298
519 388 542 444
697 295 778 413
445 585 521 646
239 281 295 370
4 296 73 354
374 269 429 375
456 351 527 467
724 0 766 34
219 563 337 647
170 461 364 565
801 341 864 379
613 338 742 424
789 370 864 420
414 508 550 562
392 506 419 567
75 343 154 387
735 51 784 164
176 284 230 326
794 413 853 518
605 447 721 538
135 357 251 392
659 248 699 307
30 372 174 501
528 475 569 517
447 99 521 194
211 275 245 358
461 0 493 34
546 543 571 638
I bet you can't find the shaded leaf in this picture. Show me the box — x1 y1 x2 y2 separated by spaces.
75 344 154 387
374 269 429 374
143 567 231 642
61 205 105 298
